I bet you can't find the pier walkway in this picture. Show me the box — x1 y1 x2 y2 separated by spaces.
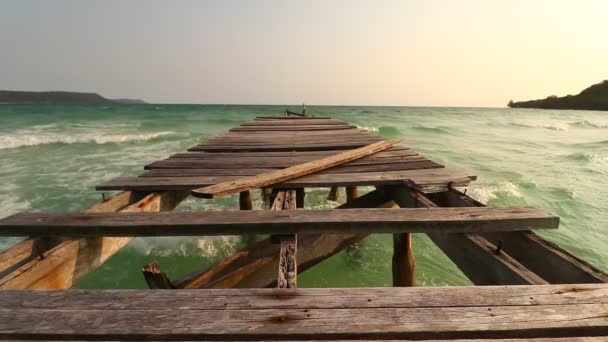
0 114 606 341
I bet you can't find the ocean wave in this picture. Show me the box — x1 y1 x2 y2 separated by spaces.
130 236 240 257
510 121 569 131
377 126 401 136
0 131 174 150
411 124 449 134
468 182 522 204
570 120 608 128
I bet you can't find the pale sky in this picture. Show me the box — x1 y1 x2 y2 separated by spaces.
1 0 607 106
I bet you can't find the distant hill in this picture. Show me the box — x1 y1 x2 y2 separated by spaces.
509 80 608 110
0 91 146 105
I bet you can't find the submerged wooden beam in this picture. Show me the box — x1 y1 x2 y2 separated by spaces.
0 207 559 237
173 189 391 288
387 186 548 285
191 139 401 198
142 261 175 289
0 191 188 290
440 189 608 284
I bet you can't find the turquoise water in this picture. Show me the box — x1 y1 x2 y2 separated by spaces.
1 105 607 288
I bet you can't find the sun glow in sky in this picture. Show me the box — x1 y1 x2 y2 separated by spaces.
1 0 607 106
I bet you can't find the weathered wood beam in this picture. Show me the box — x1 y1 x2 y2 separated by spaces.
238 191 252 210
387 186 548 285
0 191 139 279
0 191 188 289
3 285 608 340
191 139 400 198
0 206 559 237
439 189 608 284
173 189 391 288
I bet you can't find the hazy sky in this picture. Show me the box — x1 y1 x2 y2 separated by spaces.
1 0 607 106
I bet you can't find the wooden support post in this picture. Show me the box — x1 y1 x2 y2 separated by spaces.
261 187 273 208
142 262 175 289
274 190 298 288
173 189 391 289
0 191 189 289
239 191 252 210
387 186 548 286
393 233 415 286
346 186 358 202
295 188 305 208
327 187 339 201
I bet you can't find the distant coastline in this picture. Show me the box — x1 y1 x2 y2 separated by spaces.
0 90 146 105
508 80 608 111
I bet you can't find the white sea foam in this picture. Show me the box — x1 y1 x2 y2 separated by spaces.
356 126 379 132
130 236 240 257
512 121 569 131
468 182 522 204
0 131 174 150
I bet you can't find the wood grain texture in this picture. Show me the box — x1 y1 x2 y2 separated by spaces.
191 140 401 198
97 169 476 192
1 284 608 340
387 186 549 285
0 191 188 289
440 189 608 284
0 207 559 237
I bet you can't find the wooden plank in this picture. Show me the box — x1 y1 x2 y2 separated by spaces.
4 284 608 310
142 161 442 176
0 207 559 237
2 285 608 340
240 119 348 126
170 147 415 159
96 169 476 192
191 140 401 198
230 125 357 131
387 186 548 285
0 191 188 289
439 189 608 284
146 154 429 170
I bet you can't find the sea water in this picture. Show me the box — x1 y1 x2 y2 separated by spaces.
0 104 606 288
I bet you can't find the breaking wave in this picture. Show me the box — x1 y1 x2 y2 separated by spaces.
510 121 569 131
468 182 523 204
0 131 174 150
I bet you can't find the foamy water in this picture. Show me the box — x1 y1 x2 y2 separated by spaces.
0 104 606 288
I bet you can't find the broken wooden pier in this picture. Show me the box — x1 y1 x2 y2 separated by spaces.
0 114 607 341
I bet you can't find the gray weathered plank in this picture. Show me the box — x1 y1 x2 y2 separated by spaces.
0 207 559 237
0 285 607 340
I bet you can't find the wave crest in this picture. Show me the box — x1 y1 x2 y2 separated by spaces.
0 131 174 150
